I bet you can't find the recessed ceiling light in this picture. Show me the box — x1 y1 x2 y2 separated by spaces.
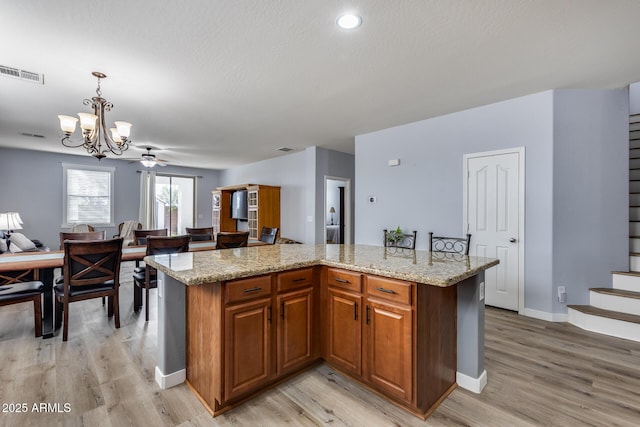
336 14 362 30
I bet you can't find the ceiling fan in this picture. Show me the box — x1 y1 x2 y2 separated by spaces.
124 147 168 167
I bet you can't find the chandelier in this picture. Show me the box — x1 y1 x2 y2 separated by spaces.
58 71 132 160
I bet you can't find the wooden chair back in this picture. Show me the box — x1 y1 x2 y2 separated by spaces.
59 231 106 249
133 229 168 245
146 235 190 256
259 227 279 244
429 232 471 255
185 227 214 242
216 232 249 249
63 238 123 289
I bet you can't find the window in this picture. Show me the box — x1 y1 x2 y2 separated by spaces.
62 163 115 226
155 174 195 234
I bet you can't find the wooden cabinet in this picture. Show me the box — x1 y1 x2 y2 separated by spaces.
246 185 280 239
212 184 280 238
185 265 455 419
324 269 414 404
326 287 362 376
364 275 414 403
276 267 316 374
277 287 313 374
224 296 272 401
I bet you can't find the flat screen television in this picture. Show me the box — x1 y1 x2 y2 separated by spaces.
231 190 248 220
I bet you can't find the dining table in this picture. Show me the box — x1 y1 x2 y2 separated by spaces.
0 239 267 338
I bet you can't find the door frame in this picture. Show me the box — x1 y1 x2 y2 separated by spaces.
324 176 352 244
462 147 525 314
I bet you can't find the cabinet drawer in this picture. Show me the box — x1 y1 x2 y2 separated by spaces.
326 268 362 292
277 268 314 293
366 275 412 306
225 275 272 304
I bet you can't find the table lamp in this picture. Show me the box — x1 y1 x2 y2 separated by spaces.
329 207 335 225
0 212 23 247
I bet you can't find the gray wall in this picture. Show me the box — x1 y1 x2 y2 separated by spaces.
355 89 628 315
0 147 221 248
221 147 355 243
552 89 629 310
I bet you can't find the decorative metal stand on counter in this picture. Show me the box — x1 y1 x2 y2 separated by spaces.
383 229 417 250
383 245 417 264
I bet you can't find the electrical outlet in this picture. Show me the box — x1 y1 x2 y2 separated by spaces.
158 279 164 298
479 282 485 301
557 286 566 303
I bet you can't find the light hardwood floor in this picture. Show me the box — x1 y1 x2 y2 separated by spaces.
2 263 640 426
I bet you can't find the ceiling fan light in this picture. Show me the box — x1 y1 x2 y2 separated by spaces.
114 121 132 139
141 159 157 168
78 113 98 131
58 115 78 133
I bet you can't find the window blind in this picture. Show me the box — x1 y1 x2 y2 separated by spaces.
66 168 112 224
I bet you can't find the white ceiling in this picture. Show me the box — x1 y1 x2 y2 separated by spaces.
2 0 640 170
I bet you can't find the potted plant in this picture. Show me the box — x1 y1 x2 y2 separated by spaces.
385 226 404 246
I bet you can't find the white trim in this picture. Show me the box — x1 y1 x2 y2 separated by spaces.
155 366 186 389
462 147 526 314
568 308 640 342
456 369 487 393
324 176 352 244
523 307 568 322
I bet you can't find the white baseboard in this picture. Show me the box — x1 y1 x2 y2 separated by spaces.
456 369 487 393
155 366 186 389
523 308 568 322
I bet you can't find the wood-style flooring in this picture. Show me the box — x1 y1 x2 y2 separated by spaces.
1 262 640 426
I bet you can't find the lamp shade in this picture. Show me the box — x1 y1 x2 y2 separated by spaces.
329 207 336 213
0 212 22 230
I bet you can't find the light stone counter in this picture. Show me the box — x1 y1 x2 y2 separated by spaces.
145 243 499 287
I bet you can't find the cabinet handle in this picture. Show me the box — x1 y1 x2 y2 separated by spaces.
375 287 396 295
366 306 370 325
281 301 285 320
354 302 358 320
333 277 350 284
268 306 272 323
243 287 262 293
292 277 306 283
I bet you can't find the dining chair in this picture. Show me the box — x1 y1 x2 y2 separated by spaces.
133 228 168 246
132 229 169 276
185 227 214 242
132 235 190 321
70 224 95 232
58 230 108 304
216 231 249 249
0 272 44 337
258 227 279 244
113 221 142 246
59 231 106 248
55 237 123 341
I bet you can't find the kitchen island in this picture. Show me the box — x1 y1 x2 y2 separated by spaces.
145 244 498 419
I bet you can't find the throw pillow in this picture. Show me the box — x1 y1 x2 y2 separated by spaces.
0 238 7 253
9 232 36 251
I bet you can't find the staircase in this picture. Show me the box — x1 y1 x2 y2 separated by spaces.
567 114 640 342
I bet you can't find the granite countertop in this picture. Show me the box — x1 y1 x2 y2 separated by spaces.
144 244 499 287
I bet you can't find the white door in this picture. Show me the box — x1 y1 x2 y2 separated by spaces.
465 149 524 311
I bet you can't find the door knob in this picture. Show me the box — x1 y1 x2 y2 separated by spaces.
509 238 517 243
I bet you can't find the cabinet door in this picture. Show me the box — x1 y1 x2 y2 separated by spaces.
224 298 272 401
277 287 313 374
366 300 413 402
326 288 362 376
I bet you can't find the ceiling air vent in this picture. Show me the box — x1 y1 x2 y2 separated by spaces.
0 65 44 84
277 147 293 152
